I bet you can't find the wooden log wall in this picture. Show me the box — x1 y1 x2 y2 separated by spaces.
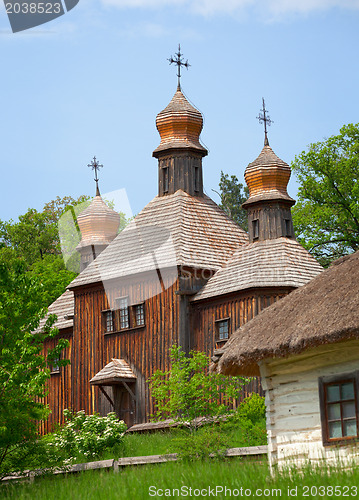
39 330 72 435
71 268 181 426
190 287 295 401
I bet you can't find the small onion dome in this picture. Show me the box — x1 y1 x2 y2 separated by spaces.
242 145 295 207
76 195 121 249
153 87 207 158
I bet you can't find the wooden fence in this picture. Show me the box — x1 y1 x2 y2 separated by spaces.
2 445 268 483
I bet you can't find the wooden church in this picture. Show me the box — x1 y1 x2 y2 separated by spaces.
40 58 322 433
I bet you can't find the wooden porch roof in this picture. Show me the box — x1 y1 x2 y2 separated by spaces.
90 359 136 385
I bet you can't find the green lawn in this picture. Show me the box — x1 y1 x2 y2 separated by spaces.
2 460 359 500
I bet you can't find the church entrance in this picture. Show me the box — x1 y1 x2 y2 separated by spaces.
90 359 138 428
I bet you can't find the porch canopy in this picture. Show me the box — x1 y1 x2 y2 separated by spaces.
90 358 136 386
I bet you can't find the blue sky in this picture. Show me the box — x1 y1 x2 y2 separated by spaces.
1 0 359 221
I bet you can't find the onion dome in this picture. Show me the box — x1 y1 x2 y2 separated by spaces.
76 195 121 249
242 145 294 207
153 87 207 157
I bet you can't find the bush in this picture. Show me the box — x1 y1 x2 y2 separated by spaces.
237 393 266 425
175 425 228 462
52 410 127 460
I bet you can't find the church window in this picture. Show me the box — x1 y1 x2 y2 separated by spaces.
285 219 292 237
194 166 200 192
103 310 114 333
216 318 230 342
319 372 359 446
118 297 129 329
134 303 145 326
50 354 60 374
252 219 259 240
163 167 169 193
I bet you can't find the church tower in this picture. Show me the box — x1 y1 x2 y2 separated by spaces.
76 157 121 272
242 99 295 242
153 45 207 197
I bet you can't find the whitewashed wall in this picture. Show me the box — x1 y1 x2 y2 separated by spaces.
259 339 359 470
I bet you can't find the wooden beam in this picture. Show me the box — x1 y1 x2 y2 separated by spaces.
122 381 136 402
99 386 115 407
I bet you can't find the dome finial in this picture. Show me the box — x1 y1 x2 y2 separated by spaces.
256 98 273 146
168 44 190 90
87 156 103 196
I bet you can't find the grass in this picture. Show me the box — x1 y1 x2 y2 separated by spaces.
2 459 359 500
83 418 267 461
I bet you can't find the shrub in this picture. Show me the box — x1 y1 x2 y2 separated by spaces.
175 425 228 462
237 393 266 425
53 410 127 460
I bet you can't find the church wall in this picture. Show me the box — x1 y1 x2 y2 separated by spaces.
191 288 292 354
39 330 72 435
71 268 181 424
190 288 294 401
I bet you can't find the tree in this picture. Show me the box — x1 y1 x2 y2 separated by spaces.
291 123 359 267
149 345 249 433
215 171 249 231
0 250 69 477
0 195 89 267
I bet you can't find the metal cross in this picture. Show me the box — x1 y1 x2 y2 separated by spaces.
168 44 190 89
256 98 273 146
88 156 103 196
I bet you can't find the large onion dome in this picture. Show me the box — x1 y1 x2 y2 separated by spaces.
153 87 207 157
76 195 121 249
243 145 294 207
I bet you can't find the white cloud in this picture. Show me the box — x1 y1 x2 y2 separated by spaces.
101 0 359 18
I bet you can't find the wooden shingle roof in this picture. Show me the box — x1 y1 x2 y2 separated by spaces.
90 359 136 385
214 251 359 377
193 238 322 302
69 190 248 289
39 289 74 331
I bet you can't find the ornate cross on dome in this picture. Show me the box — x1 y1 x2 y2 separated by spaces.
257 98 273 146
88 156 103 196
168 44 190 89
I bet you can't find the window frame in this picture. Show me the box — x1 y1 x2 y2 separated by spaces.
284 218 292 237
215 318 230 344
102 309 115 333
252 219 259 240
163 166 169 193
318 371 359 446
49 354 60 375
194 166 200 192
133 302 145 327
116 296 130 330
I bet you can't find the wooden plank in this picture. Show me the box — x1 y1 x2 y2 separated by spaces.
224 446 267 457
117 454 178 466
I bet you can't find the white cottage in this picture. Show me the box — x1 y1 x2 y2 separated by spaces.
213 251 359 469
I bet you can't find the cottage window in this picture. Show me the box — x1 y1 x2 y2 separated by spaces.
319 372 359 446
163 167 169 193
103 310 114 333
118 297 130 329
216 318 230 342
134 303 145 326
252 219 259 240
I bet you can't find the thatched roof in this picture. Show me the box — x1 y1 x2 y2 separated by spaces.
192 238 322 302
214 251 359 377
69 190 248 289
